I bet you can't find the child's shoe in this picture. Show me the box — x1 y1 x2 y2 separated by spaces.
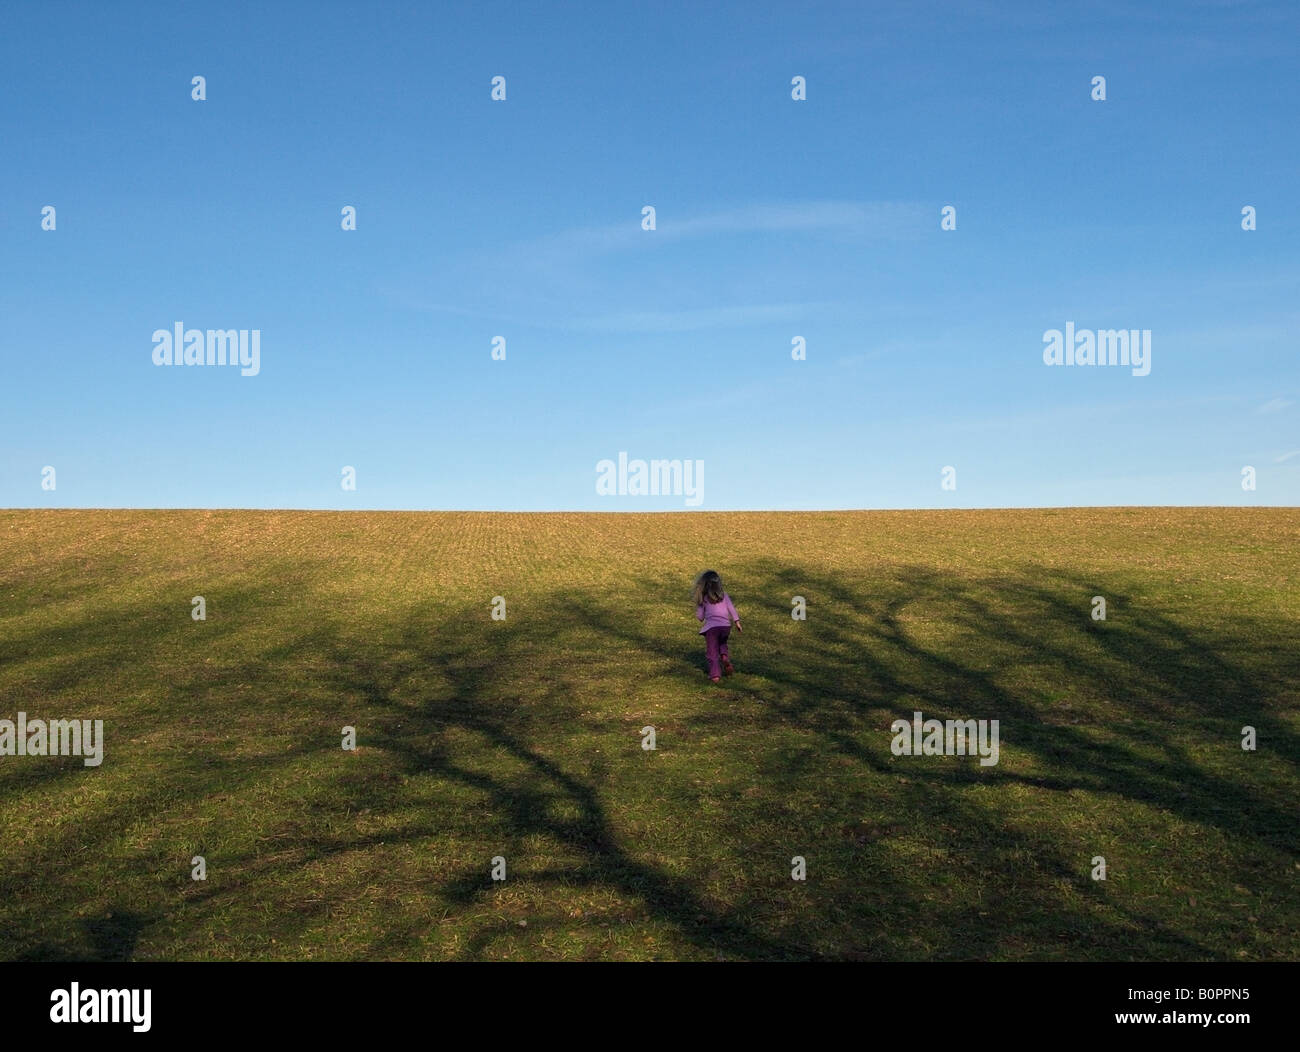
710 676 721 683
722 657 735 676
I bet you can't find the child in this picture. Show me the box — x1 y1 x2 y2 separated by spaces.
693 570 741 683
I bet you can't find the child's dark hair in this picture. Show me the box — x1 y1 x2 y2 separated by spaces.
693 570 724 605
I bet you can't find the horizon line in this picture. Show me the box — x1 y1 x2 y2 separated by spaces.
4 505 1296 515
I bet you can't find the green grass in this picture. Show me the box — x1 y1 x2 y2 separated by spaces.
1 507 1296 961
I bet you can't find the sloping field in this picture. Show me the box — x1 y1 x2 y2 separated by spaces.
0 508 1296 960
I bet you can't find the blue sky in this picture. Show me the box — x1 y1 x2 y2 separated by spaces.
2 0 1296 510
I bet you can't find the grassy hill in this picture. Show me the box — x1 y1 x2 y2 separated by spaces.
1 507 1296 960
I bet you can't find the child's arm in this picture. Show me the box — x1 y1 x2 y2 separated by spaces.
695 603 705 622
726 595 741 631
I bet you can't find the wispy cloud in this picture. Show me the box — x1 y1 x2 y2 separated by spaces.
385 201 920 328
563 302 827 333
660 202 925 240
384 291 828 334
510 201 927 263
1273 449 1300 463
1257 396 1294 414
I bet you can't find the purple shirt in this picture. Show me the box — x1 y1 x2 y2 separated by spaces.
696 593 739 634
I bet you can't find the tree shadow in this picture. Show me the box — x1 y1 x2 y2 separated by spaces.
284 559 1296 960
13 908 151 962
2 541 1296 961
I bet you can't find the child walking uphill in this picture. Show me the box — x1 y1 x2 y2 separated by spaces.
693 570 741 683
